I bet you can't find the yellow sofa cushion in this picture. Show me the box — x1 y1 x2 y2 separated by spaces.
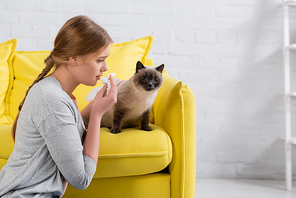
0 124 172 178
8 36 154 119
95 125 172 178
0 39 17 125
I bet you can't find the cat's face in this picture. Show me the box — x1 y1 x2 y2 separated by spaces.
133 61 164 92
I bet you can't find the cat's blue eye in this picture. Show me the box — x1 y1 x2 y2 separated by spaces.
155 77 159 81
141 76 146 80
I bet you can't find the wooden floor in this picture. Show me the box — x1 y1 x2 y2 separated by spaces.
195 178 296 198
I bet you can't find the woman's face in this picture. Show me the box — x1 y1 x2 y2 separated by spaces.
71 45 110 86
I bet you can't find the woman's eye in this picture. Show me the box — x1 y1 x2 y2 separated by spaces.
97 59 104 63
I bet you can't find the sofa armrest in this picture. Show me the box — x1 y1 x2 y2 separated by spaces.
152 72 196 198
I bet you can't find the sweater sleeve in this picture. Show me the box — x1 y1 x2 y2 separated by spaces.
37 98 97 190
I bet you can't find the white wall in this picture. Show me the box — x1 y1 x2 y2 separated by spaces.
0 0 293 180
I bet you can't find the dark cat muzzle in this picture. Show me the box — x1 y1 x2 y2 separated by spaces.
145 83 155 91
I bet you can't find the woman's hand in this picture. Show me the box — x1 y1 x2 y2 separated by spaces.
81 75 118 121
90 75 117 118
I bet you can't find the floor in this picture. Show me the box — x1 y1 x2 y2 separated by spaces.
195 178 296 198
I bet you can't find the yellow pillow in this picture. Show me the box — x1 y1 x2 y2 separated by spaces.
0 39 17 125
9 36 154 119
9 51 51 119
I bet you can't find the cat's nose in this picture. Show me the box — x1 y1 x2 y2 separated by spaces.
148 83 153 88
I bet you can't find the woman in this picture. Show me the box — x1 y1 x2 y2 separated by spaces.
0 15 117 197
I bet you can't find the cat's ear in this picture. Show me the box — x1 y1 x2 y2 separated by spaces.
156 64 164 73
136 61 145 73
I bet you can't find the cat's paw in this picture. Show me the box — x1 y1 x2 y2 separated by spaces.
141 126 152 131
111 128 121 134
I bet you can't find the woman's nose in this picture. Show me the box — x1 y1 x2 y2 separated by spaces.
102 63 108 72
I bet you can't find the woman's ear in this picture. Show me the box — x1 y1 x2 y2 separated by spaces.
69 57 78 65
69 57 77 62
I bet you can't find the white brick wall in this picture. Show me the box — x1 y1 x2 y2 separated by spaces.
0 0 293 180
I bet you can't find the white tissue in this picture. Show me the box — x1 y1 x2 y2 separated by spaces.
85 73 120 101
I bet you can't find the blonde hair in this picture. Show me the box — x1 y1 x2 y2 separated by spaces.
12 15 113 141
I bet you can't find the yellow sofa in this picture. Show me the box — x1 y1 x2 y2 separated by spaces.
0 36 196 198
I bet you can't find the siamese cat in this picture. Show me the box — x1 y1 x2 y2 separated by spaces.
101 61 164 134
